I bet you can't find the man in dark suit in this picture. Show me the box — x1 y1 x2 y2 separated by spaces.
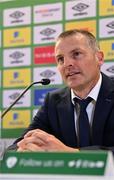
10 29 114 152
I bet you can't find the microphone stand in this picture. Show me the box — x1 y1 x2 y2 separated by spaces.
1 79 50 119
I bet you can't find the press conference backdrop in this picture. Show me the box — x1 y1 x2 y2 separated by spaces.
0 0 114 144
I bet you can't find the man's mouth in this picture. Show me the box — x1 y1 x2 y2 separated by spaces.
67 72 80 78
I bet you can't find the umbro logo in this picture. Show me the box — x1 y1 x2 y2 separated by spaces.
72 3 89 12
106 66 114 73
9 92 20 100
10 11 25 19
10 51 24 60
40 69 56 78
40 28 56 37
106 21 114 29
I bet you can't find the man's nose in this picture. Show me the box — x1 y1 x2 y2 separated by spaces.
64 58 73 67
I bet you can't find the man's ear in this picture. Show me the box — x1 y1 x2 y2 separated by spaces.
95 51 104 67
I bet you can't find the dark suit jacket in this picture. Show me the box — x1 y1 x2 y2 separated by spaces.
9 73 114 152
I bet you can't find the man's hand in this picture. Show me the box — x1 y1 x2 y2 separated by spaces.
17 129 79 152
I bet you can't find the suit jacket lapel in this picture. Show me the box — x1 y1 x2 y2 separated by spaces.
56 88 77 147
92 74 114 145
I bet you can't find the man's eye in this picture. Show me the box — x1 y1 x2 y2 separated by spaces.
57 57 64 63
74 52 80 56
73 52 82 59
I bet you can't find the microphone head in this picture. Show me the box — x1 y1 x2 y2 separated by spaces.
41 79 50 85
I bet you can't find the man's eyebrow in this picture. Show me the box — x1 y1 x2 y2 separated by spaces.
69 48 81 55
55 48 81 58
55 54 63 58
70 48 81 53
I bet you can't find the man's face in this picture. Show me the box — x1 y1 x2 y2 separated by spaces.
55 34 104 92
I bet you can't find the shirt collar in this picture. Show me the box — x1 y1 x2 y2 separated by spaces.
71 73 102 105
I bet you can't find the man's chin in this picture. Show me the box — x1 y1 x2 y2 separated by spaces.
67 81 79 89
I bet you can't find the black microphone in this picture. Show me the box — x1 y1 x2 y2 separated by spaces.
1 78 50 119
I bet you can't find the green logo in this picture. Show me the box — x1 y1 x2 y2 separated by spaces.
6 156 18 168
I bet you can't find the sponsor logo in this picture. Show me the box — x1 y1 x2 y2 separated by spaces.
3 69 31 87
3 7 31 27
9 51 24 64
34 90 46 106
13 113 19 120
3 89 31 108
3 27 31 47
9 92 20 100
40 28 56 40
9 92 23 105
72 3 89 12
3 48 31 67
10 11 24 20
34 46 55 64
35 6 60 14
34 24 63 44
6 157 18 168
99 0 114 16
106 21 114 35
101 62 114 77
106 66 114 73
71 3 89 16
10 51 24 59
9 11 25 24
3 110 31 128
13 31 20 38
40 69 56 79
34 88 57 106
35 51 54 58
65 0 96 20
106 21 114 29
34 3 62 23
9 77 24 85
33 66 62 85
13 72 19 79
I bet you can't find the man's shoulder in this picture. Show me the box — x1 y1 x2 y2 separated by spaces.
102 73 114 87
100 73 114 99
49 86 70 96
46 86 71 103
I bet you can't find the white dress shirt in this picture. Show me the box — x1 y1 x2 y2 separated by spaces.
71 73 102 134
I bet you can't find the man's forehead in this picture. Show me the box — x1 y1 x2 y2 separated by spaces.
56 34 87 45
55 35 88 49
